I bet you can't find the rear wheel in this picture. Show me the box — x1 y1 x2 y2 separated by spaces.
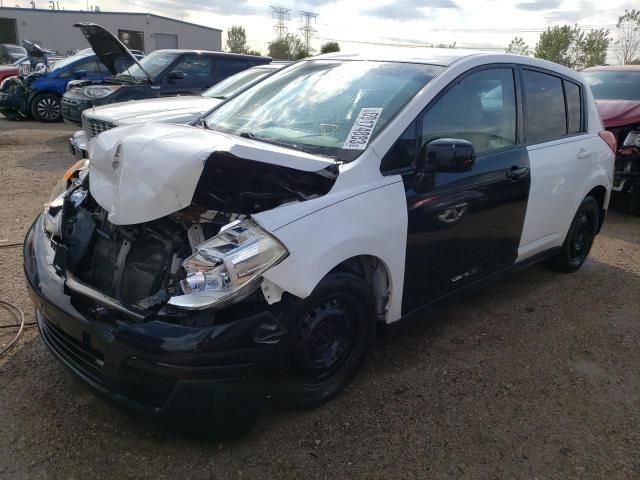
549 196 599 272
30 93 62 122
280 272 376 408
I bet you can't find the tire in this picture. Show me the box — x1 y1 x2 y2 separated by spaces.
30 92 62 122
279 272 376 408
549 196 600 273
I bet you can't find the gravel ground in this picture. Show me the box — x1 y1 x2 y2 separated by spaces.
0 118 639 479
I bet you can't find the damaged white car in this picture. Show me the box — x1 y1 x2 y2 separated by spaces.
25 49 614 428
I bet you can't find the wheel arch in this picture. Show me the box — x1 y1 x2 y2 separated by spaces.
586 185 607 233
28 89 61 104
327 255 392 325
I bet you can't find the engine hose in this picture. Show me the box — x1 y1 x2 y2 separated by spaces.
0 242 22 249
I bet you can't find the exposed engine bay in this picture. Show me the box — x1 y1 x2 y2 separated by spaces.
46 153 336 320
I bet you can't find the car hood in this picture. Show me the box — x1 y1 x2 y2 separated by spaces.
85 96 222 124
596 99 640 128
74 22 150 80
88 122 336 225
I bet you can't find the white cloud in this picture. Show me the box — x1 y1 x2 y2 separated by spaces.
39 0 629 58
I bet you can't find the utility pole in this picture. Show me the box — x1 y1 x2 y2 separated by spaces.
299 11 317 54
270 6 290 41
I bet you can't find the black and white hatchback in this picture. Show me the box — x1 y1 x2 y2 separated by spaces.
25 49 615 428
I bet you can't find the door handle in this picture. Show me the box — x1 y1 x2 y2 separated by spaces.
506 166 529 181
577 148 591 159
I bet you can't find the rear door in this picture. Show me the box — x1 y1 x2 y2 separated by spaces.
517 68 591 260
381 66 531 313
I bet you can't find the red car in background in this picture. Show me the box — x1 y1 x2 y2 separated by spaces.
583 65 640 214
0 58 31 84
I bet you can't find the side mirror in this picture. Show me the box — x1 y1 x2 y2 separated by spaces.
167 70 185 82
424 138 476 173
74 69 87 79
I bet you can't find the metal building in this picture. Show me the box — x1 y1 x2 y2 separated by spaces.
0 7 222 54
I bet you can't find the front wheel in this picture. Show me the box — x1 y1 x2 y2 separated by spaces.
30 93 62 122
549 196 600 272
280 272 376 408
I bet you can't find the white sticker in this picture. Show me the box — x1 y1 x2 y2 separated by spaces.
342 107 383 150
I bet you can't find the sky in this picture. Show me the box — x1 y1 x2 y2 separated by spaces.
19 0 637 61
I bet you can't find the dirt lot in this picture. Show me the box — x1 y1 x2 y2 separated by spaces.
0 118 639 479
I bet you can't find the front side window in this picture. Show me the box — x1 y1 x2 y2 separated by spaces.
203 60 444 159
522 69 566 144
170 55 213 82
421 68 517 154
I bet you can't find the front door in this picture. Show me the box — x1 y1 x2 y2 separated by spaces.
382 66 531 314
161 54 215 96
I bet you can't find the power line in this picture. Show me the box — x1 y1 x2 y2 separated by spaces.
270 6 290 41
299 11 318 54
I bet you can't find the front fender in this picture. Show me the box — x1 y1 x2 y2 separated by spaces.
259 180 408 323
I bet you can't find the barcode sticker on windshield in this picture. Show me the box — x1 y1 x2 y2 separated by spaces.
342 108 383 150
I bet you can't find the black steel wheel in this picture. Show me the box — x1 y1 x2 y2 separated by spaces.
549 196 599 272
30 93 62 123
281 272 376 408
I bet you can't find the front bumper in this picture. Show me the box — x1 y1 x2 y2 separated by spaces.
61 95 92 124
68 130 88 159
24 215 289 417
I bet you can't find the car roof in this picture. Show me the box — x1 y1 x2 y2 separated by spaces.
583 65 640 71
152 49 271 60
313 48 485 66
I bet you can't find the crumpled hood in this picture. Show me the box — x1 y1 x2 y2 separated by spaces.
596 100 640 128
85 96 222 124
88 122 335 225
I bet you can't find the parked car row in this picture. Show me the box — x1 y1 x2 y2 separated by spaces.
0 23 272 124
24 36 617 431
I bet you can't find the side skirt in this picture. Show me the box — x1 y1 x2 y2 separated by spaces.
386 246 561 333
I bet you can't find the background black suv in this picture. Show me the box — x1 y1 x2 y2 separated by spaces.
61 23 271 124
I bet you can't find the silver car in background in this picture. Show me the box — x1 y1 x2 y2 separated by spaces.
69 62 287 158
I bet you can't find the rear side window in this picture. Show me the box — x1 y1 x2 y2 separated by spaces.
216 60 249 81
564 80 582 134
522 70 566 144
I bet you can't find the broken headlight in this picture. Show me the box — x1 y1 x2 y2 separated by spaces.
43 159 89 237
168 219 287 310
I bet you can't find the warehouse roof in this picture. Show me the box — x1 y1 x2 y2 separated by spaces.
0 7 222 33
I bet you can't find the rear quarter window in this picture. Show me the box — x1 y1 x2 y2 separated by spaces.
564 80 582 134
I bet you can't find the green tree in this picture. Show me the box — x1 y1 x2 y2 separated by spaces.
576 29 610 69
268 33 309 60
615 9 640 64
505 37 530 56
534 25 579 67
320 41 340 54
534 24 609 69
247 49 262 56
226 25 249 54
